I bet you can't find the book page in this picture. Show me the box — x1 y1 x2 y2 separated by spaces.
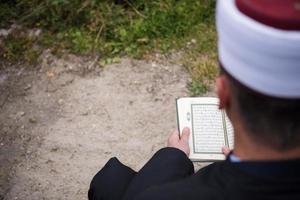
225 116 234 149
191 104 225 154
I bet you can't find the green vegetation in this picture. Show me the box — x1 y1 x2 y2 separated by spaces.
0 0 217 95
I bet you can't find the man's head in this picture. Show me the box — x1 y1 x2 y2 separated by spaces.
216 0 300 152
217 66 300 151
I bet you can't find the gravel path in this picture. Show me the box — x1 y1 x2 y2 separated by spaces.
0 53 194 200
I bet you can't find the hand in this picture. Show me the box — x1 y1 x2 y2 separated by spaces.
222 146 231 156
167 127 190 156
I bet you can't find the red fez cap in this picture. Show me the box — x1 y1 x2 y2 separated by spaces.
236 0 300 30
217 0 300 98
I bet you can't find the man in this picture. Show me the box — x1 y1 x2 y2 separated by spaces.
88 0 300 199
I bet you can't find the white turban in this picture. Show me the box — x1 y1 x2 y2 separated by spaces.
217 0 300 98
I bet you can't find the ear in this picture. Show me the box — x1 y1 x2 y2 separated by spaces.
216 75 230 109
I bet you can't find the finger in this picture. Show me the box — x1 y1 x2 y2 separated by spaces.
181 127 190 143
168 130 180 142
222 146 231 156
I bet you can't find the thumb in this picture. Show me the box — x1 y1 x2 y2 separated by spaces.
222 146 231 156
181 127 190 143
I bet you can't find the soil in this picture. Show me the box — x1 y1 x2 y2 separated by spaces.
0 52 209 200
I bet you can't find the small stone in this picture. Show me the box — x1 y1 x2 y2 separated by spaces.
81 111 89 116
24 84 32 91
191 39 197 44
146 85 155 93
151 63 158 67
0 29 9 37
51 147 59 152
50 168 58 173
58 99 64 105
154 98 162 102
29 117 37 123
34 29 42 37
17 111 25 117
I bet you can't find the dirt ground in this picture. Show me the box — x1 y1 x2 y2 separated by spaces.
0 52 209 200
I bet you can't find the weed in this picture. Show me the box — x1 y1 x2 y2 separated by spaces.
1 33 40 65
188 81 209 96
0 0 217 94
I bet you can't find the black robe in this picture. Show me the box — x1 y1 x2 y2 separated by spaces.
88 147 300 200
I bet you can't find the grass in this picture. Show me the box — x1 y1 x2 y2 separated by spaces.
0 0 217 96
1 32 40 65
182 23 218 96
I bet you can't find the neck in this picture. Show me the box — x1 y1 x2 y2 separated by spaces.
233 125 300 161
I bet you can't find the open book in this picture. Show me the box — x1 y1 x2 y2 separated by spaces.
176 97 234 161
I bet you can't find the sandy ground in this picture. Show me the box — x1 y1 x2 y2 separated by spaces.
0 52 208 200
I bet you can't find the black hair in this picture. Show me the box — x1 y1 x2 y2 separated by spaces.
220 64 300 150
